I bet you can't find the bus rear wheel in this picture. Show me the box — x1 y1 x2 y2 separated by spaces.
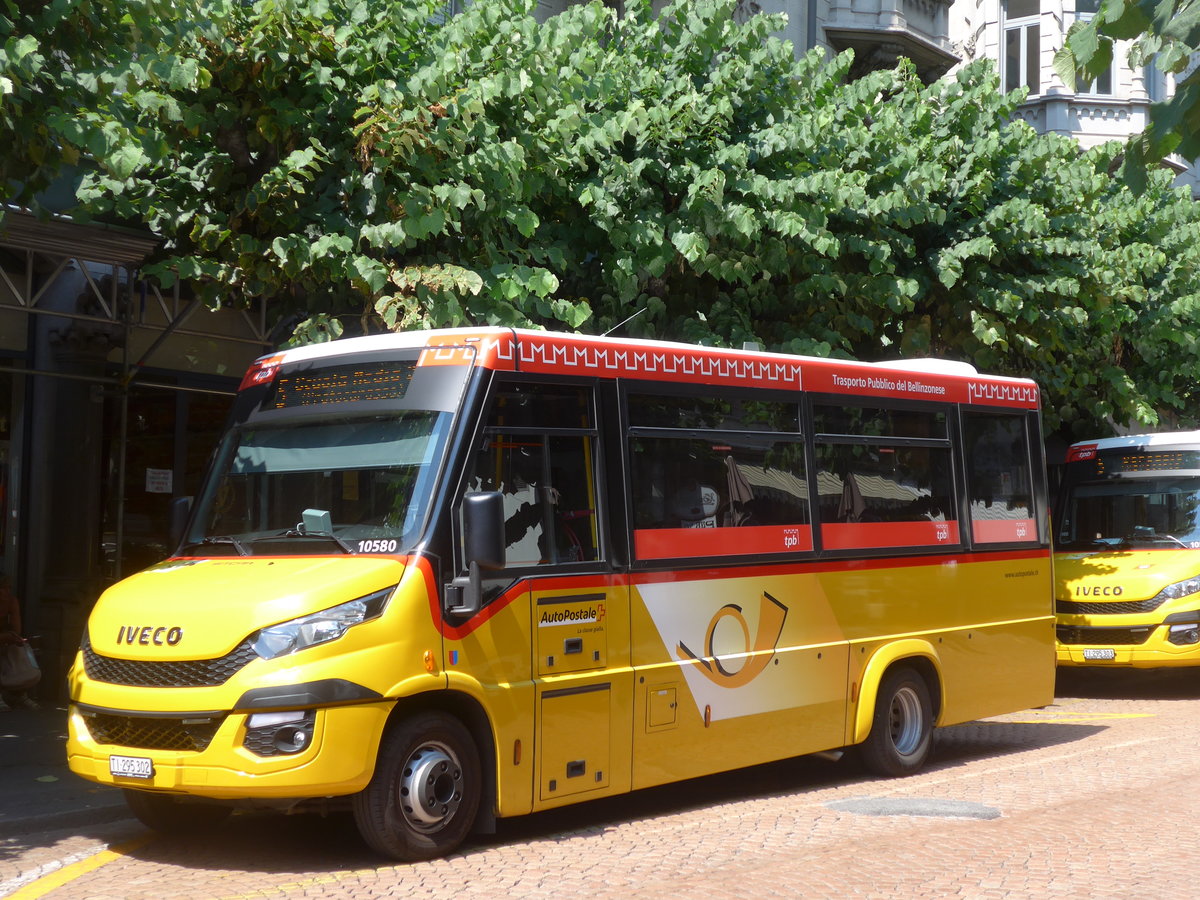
122 789 232 833
859 666 933 777
353 711 481 861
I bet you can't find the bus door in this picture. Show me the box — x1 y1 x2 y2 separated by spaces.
463 381 631 810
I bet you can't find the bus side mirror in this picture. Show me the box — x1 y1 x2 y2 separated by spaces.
169 496 193 550
446 492 506 617
463 492 506 571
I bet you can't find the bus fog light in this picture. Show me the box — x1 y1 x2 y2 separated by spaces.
244 710 316 757
1168 624 1200 646
273 725 311 753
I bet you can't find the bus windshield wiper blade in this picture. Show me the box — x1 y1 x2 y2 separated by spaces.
200 535 249 556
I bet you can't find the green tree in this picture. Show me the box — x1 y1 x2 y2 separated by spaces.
5 0 1200 439
1054 0 1200 187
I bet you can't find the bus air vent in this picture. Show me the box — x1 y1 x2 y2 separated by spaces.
84 712 224 752
81 632 258 687
1056 597 1166 615
1055 625 1155 646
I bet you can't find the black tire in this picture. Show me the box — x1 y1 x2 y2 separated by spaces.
352 711 481 861
122 789 232 833
859 665 934 777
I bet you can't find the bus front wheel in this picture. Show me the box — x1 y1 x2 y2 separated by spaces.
859 666 933 777
353 710 481 861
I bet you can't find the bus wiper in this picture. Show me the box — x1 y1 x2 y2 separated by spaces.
275 529 356 554
200 535 249 556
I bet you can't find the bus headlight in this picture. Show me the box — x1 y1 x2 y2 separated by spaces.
252 587 394 660
1151 576 1200 605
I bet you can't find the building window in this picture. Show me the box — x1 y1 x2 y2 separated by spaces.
1145 58 1166 103
1075 0 1113 95
1004 0 1041 95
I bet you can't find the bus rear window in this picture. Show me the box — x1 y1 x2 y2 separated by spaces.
963 413 1037 544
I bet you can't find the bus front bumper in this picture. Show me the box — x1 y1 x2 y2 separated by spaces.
1056 619 1200 667
66 700 393 800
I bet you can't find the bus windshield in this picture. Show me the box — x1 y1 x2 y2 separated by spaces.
1057 476 1200 550
184 410 451 556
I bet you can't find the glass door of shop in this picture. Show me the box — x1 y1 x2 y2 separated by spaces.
100 386 232 579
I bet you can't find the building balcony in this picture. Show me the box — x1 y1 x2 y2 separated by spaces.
824 0 958 82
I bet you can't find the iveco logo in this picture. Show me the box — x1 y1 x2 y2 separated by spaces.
1075 586 1124 597
116 625 184 646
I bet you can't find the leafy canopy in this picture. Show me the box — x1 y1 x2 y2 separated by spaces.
5 0 1200 439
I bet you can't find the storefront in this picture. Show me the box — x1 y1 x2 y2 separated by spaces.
0 210 270 694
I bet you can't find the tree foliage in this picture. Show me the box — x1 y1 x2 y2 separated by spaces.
5 0 1200 439
1055 0 1200 188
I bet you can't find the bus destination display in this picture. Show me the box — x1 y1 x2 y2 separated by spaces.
269 360 416 409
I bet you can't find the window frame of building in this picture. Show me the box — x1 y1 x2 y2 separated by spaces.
1003 0 1042 96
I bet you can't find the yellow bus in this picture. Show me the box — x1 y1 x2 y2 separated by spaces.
1055 432 1200 666
67 328 1054 860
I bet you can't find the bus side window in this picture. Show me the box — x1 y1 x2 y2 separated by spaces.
628 391 806 561
813 402 958 551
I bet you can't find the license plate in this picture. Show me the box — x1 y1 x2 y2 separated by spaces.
1082 648 1117 661
109 755 154 779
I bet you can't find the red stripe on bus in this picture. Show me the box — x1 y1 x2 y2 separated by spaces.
634 525 814 559
820 521 961 551
971 518 1038 543
411 332 1039 408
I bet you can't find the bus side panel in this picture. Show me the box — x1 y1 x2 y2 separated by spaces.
834 554 1055 737
628 571 850 791
528 580 634 813
933 618 1055 724
444 591 536 819
444 577 637 818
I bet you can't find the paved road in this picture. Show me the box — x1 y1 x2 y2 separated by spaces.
3 668 1197 899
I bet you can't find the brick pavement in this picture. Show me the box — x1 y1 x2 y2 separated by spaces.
3 670 1197 899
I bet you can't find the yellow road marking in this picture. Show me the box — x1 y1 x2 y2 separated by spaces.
7 837 151 899
996 711 1154 723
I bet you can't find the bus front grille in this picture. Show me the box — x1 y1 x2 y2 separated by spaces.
84 712 224 752
1056 597 1165 615
81 633 258 687
1055 625 1156 645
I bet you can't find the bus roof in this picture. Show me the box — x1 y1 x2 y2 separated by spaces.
1067 431 1200 460
249 327 1039 410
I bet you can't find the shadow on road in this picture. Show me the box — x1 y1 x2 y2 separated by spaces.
14 671 1186 876
96 713 1114 874
1055 666 1200 700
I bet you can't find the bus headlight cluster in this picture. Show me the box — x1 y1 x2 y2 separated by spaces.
1150 576 1200 606
244 710 316 756
252 587 394 660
